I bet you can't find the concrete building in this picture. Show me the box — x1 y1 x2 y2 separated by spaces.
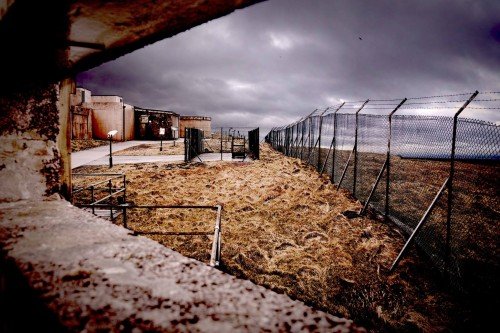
69 89 134 141
134 107 180 140
180 115 212 137
91 95 134 141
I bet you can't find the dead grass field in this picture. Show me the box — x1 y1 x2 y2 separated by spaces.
113 138 247 156
71 139 108 152
113 141 185 156
73 144 492 332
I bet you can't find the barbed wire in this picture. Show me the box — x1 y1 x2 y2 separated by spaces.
399 106 500 110
336 91 499 104
406 92 476 100
477 91 500 95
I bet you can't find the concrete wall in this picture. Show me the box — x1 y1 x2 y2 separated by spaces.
180 116 212 137
0 80 71 202
90 96 134 141
0 199 362 333
123 104 135 140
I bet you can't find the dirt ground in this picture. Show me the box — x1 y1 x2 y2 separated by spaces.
71 139 108 152
73 144 490 332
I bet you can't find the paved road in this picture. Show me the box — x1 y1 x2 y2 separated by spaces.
72 140 156 169
82 154 186 166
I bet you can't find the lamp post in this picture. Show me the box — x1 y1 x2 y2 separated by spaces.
108 130 118 168
159 127 165 151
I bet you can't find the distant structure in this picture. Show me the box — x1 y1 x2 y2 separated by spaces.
70 87 134 141
134 107 180 140
70 86 210 141
180 116 212 137
91 95 134 141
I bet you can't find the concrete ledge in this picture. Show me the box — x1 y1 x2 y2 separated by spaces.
0 198 363 332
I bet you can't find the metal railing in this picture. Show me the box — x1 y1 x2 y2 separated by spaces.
74 199 223 267
72 173 126 220
266 90 500 297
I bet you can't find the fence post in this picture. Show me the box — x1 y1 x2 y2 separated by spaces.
184 129 188 162
293 123 298 157
300 120 305 160
90 185 95 215
278 128 281 151
331 112 337 183
285 126 288 155
319 104 345 176
274 129 277 150
317 107 330 170
353 100 369 197
391 177 450 271
284 127 287 154
385 98 407 217
220 127 223 160
446 91 478 267
108 179 113 220
122 203 128 229
330 104 345 183
293 124 296 156
307 116 312 164
288 126 292 156
123 174 127 203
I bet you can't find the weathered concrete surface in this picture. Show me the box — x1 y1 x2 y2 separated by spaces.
0 82 69 201
0 198 363 332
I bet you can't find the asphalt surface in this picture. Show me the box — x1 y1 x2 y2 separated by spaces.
71 140 152 169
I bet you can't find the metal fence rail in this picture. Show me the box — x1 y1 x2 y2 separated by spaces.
72 173 126 220
265 90 500 297
75 202 223 267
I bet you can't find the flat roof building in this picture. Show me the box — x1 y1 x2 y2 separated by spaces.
180 115 212 137
134 107 180 140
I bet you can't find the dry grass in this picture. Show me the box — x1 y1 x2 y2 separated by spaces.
71 139 108 152
113 141 185 156
73 144 489 332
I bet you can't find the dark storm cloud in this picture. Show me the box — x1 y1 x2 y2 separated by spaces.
77 0 500 133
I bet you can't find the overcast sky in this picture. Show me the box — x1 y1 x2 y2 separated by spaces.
77 0 500 132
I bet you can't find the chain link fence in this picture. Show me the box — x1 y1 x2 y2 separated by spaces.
265 91 500 298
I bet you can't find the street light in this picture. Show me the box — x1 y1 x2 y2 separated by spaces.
108 130 118 168
159 127 165 151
